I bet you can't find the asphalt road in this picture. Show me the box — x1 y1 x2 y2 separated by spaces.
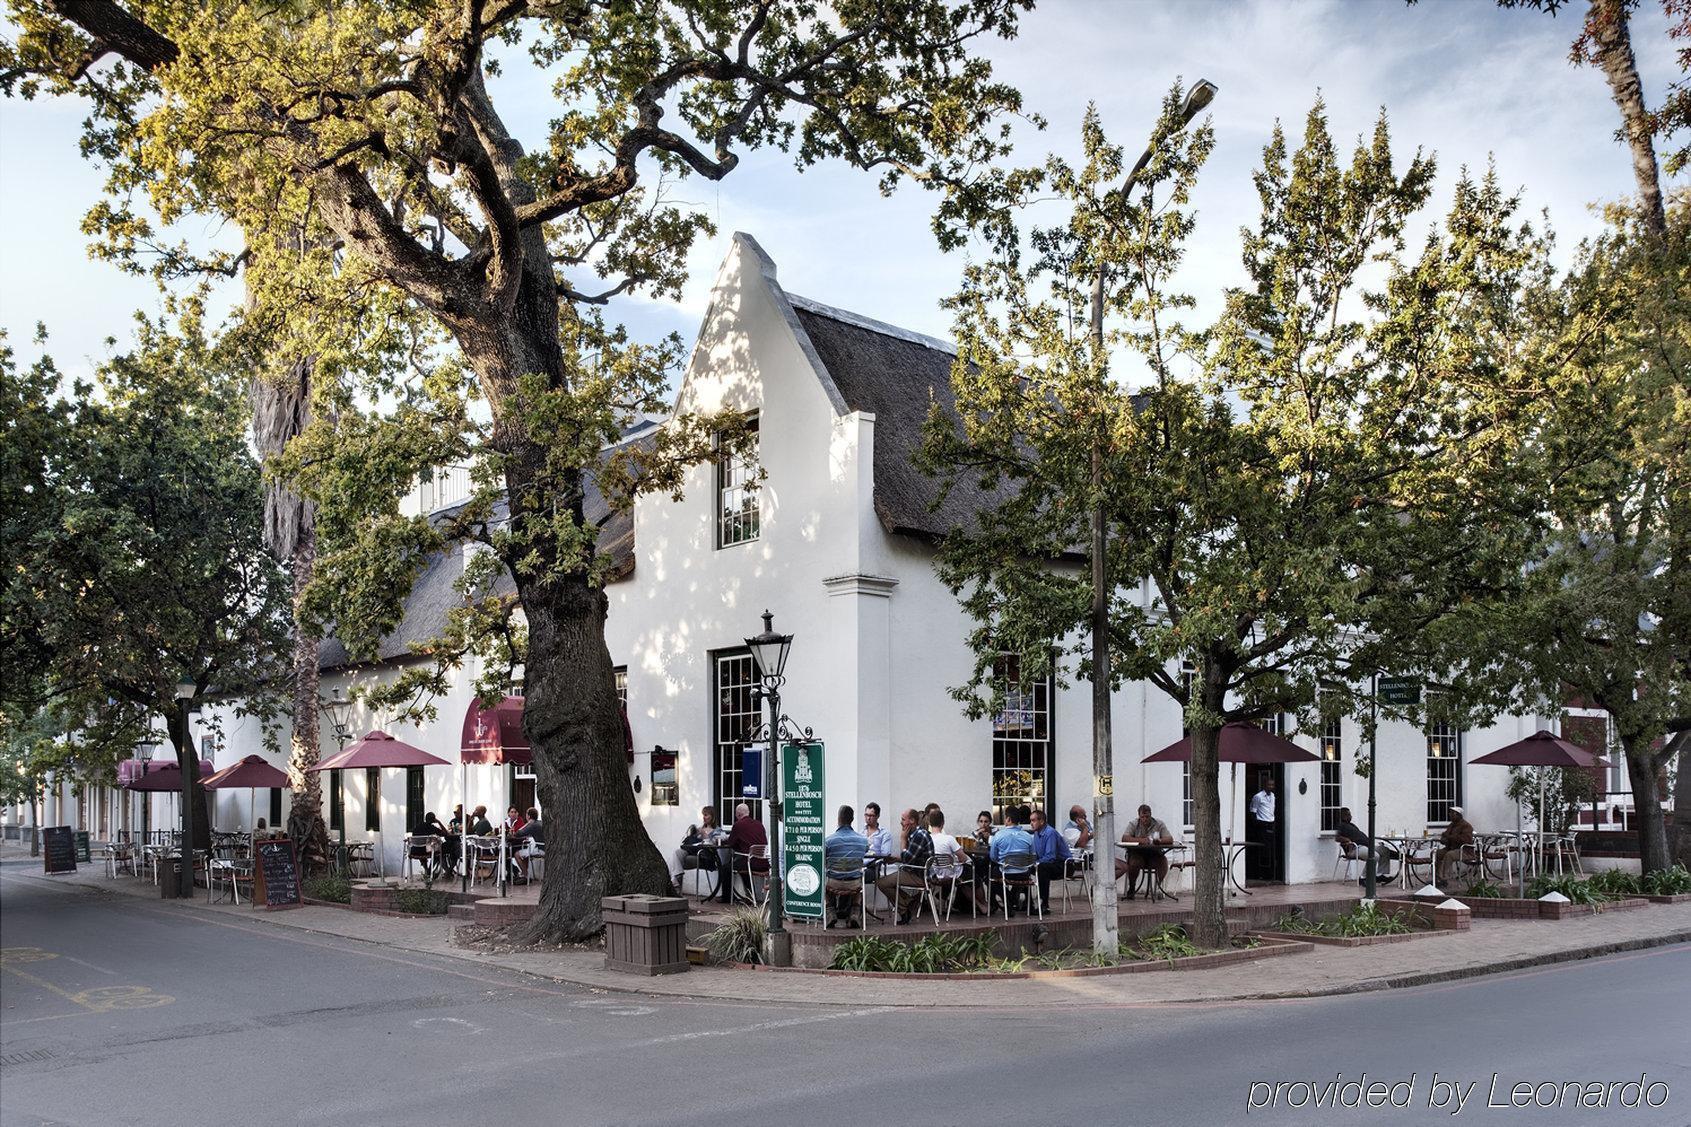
3 860 1688 1127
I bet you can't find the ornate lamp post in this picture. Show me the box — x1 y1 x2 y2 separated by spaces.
323 695 356 873
745 610 792 965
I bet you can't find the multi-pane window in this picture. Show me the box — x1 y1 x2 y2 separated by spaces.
330 772 344 832
714 651 762 823
269 786 283 827
1180 662 1195 828
991 654 1054 821
715 417 760 548
365 767 381 832
613 666 627 708
1320 715 1343 833
1426 717 1462 824
1258 712 1287 736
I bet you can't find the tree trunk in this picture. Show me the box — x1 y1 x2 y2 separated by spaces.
515 571 672 942
283 526 330 872
1188 719 1227 950
169 703 209 897
1588 0 1667 235
1622 737 1671 873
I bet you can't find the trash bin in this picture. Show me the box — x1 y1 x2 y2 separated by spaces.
159 857 184 899
602 894 690 976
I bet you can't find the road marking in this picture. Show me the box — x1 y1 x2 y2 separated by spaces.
412 1016 486 1035
0 947 173 1015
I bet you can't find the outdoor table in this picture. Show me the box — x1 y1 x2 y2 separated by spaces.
1217 839 1260 895
1114 841 1179 901
1380 835 1437 888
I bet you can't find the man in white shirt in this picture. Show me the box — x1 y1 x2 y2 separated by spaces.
1248 776 1278 882
924 809 972 915
1063 805 1093 853
863 802 895 858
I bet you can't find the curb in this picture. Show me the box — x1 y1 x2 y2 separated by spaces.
10 863 1689 1007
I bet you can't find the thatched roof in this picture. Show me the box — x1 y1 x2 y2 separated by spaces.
788 296 1016 543
319 447 639 673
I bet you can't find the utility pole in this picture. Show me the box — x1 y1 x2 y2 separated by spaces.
1087 78 1216 958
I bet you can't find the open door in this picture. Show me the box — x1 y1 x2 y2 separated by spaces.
1243 765 1286 883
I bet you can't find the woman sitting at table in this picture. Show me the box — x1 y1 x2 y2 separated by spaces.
504 805 526 835
1115 803 1173 898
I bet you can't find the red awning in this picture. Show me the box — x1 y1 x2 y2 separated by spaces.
460 695 634 766
118 758 215 790
309 730 449 771
1143 722 1320 765
201 755 290 790
461 696 531 766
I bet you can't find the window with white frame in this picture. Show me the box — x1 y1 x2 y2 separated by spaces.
1426 716 1462 824
613 666 627 708
715 417 759 548
713 651 761 823
991 653 1054 821
1319 714 1343 833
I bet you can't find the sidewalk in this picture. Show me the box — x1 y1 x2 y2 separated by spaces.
6 843 1687 1009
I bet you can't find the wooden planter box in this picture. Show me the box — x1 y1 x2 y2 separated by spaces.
603 894 691 976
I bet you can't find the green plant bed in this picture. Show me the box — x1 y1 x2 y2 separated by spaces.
704 908 768 965
830 931 997 973
302 874 351 904
392 888 452 915
1642 865 1691 896
1270 901 1413 938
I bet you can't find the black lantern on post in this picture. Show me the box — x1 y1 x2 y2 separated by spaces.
744 610 792 961
323 695 355 873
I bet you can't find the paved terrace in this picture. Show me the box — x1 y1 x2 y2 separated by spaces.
5 840 1686 1008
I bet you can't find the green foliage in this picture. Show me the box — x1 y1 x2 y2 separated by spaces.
703 908 767 965
392 889 452 915
1506 766 1599 837
0 318 291 787
827 931 997 973
1124 924 1202 963
1527 872 1607 904
1585 868 1644 898
302 874 352 904
1314 902 1412 937
1641 865 1691 895
1465 877 1507 899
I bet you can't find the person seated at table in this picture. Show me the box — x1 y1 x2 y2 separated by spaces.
1437 805 1475 884
670 805 726 893
988 807 1038 915
408 811 449 876
721 802 769 905
1028 808 1072 915
512 807 544 880
824 805 870 927
974 810 995 846
1115 804 1173 898
504 805 526 835
469 805 494 836
1334 807 1397 885
924 809 975 914
863 802 894 859
1063 806 1093 854
872 808 934 925
440 804 464 874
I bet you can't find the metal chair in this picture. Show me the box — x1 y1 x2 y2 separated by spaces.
404 834 439 880
996 850 1040 920
884 859 936 925
823 853 869 930
468 835 502 889
926 853 975 922
731 845 770 907
1333 841 1365 882
1164 840 1195 895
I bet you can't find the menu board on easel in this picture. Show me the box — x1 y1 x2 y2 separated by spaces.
42 826 77 874
253 838 302 909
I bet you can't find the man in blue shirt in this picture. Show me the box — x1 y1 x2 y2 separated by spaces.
988 806 1038 916
823 805 870 928
1028 807 1073 915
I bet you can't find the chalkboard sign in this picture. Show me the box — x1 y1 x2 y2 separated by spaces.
254 838 302 909
74 831 91 863
42 826 77 874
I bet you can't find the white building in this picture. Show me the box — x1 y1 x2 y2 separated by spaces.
9 234 1574 884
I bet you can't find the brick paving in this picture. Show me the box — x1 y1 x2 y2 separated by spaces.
5 839 1687 1009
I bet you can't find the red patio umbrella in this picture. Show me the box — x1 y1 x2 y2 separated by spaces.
1472 730 1612 893
308 732 449 877
1143 723 1319 851
202 755 291 834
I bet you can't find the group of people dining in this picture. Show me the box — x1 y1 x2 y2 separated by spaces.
668 798 1181 926
408 802 545 881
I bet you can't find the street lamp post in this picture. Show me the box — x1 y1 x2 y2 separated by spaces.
1086 78 1216 957
324 696 355 874
173 680 200 898
745 610 793 966
134 735 157 845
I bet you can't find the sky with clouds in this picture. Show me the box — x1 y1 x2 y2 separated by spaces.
1 0 1683 384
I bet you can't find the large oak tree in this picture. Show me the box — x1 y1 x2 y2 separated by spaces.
2 0 1032 937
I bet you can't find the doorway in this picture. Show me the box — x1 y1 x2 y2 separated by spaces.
1243 764 1286 883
